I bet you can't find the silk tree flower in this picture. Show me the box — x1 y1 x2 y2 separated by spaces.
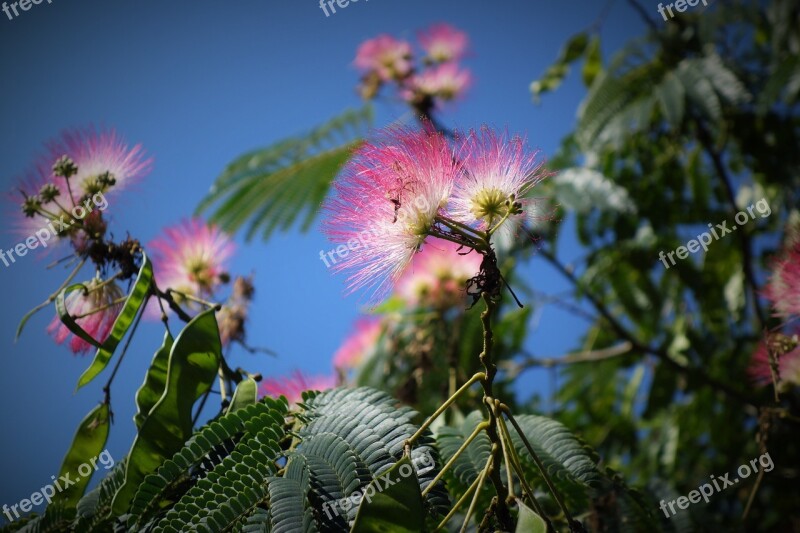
10 128 151 242
354 35 413 81
748 335 800 388
323 128 460 302
418 23 469 63
450 127 547 232
259 371 336 405
764 242 800 319
149 218 234 302
46 127 152 199
333 318 383 371
47 278 125 354
397 238 482 308
408 63 472 103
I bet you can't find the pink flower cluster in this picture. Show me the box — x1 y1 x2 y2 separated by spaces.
354 23 472 107
323 126 546 303
750 232 800 388
11 127 152 355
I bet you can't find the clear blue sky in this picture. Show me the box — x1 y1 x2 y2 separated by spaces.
0 0 643 516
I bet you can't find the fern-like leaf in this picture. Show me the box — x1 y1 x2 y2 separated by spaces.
197 106 373 241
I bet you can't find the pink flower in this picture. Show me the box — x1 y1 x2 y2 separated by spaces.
333 318 383 370
450 127 547 232
47 278 125 354
149 218 234 300
323 128 459 303
408 63 472 102
8 127 150 243
259 371 336 405
764 242 800 319
354 35 413 81
418 23 469 63
748 335 800 388
45 127 152 199
396 238 482 307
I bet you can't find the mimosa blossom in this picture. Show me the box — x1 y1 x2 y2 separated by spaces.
260 371 336 405
323 128 459 302
354 35 413 81
764 242 800 319
409 63 472 102
333 318 382 370
748 336 800 388
418 23 469 63
45 128 152 198
450 128 547 230
397 238 482 307
149 218 234 299
47 278 125 355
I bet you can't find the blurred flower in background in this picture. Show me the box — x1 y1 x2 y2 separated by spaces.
417 23 469 63
259 371 336 405
396 238 481 309
47 277 125 355
333 317 382 372
148 218 234 305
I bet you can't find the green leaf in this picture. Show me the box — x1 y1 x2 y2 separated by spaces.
134 331 173 430
51 403 110 508
656 71 685 129
111 309 221 515
582 35 602 86
75 253 154 390
530 32 590 103
197 106 372 241
227 377 259 414
515 499 548 533
351 456 426 533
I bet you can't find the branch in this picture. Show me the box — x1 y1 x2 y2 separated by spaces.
539 248 758 407
503 342 633 377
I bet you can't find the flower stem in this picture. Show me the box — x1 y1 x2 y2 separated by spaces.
421 421 489 498
500 403 580 531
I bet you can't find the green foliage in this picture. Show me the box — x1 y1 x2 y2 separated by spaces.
197 106 373 241
227 377 260 414
537 1 800 528
125 398 287 529
530 32 598 103
134 331 173 429
111 309 222 515
351 457 426 533
73 459 127 531
51 403 110 507
515 500 547 533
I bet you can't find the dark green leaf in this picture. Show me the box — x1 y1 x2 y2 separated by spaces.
111 309 221 515
351 456 426 533
51 403 110 507
134 331 173 429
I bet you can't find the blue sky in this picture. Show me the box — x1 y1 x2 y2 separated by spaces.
0 0 644 517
